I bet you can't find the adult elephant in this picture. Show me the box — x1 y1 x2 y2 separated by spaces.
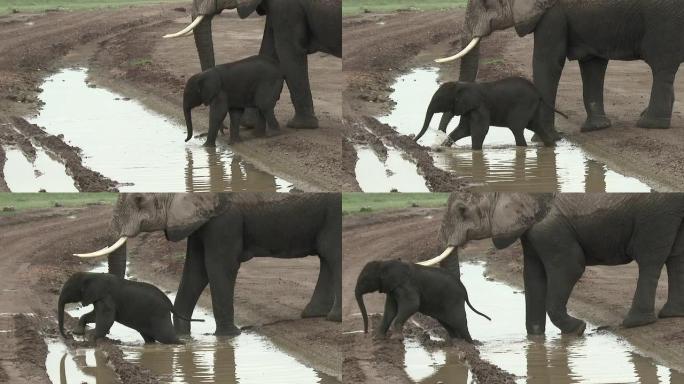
164 0 342 129
437 0 684 132
418 193 684 336
74 193 342 335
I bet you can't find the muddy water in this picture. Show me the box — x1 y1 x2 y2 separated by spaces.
376 68 652 192
28 68 291 192
457 262 683 383
403 338 475 383
47 264 336 384
354 145 429 192
2 147 77 192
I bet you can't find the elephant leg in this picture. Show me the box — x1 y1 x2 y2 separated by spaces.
511 127 527 147
240 109 258 130
268 7 318 129
442 118 470 147
542 243 586 335
253 109 267 137
264 107 280 132
637 65 677 129
469 111 490 151
301 256 334 319
579 57 612 132
438 111 455 133
73 309 96 335
390 289 419 337
140 332 156 344
532 13 567 132
93 298 115 340
376 294 397 337
623 262 663 327
174 234 208 335
522 236 547 335
447 307 472 343
204 92 228 147
228 108 243 145
153 322 182 345
659 252 684 318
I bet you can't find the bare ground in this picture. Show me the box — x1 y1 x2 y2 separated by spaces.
342 208 684 383
0 4 348 191
0 204 340 382
343 9 684 191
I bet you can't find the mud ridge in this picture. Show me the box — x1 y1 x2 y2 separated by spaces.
9 116 118 191
361 116 467 191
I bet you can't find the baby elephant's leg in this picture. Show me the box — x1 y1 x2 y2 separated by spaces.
376 295 398 338
152 319 182 344
228 108 244 144
73 309 96 335
447 305 474 343
264 108 280 132
94 299 115 340
390 289 420 339
254 110 267 137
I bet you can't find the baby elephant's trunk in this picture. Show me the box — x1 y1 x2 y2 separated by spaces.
355 289 369 333
183 101 194 142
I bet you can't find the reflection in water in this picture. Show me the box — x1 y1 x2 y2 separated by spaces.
29 68 291 192
45 340 118 384
377 68 653 192
3 147 77 192
354 145 429 192
47 263 336 384
403 338 474 383
460 262 681 383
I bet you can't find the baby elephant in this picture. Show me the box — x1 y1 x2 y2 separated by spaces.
355 260 490 343
415 77 566 150
58 272 202 344
183 55 284 146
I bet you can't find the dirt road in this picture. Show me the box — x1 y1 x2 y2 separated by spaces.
0 4 349 191
342 208 684 383
0 204 340 382
343 9 684 191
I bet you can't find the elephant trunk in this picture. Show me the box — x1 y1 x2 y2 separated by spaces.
184 101 194 142
107 243 127 278
356 290 369 333
458 39 480 82
193 15 215 71
415 107 436 142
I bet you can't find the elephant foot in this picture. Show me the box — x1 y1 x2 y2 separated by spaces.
440 138 454 147
326 309 342 322
287 114 319 129
174 318 191 335
71 324 86 335
202 140 217 148
658 302 684 318
228 136 242 145
301 304 329 319
559 318 586 336
581 115 612 132
622 311 657 328
389 330 404 341
526 323 545 335
241 110 257 129
215 324 241 336
637 114 671 129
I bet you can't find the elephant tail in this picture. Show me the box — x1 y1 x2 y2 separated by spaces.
460 281 491 321
171 310 205 322
539 97 568 119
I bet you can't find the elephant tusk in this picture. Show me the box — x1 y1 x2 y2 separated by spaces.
163 15 204 39
434 37 481 63
415 246 455 266
73 237 127 258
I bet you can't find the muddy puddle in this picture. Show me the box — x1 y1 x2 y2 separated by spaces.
454 262 683 383
47 263 336 384
374 68 652 192
403 337 475 383
26 68 291 192
354 144 429 192
2 146 77 192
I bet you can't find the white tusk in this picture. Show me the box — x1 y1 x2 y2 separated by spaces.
73 237 127 258
181 30 194 37
434 37 481 63
415 246 455 266
163 15 204 39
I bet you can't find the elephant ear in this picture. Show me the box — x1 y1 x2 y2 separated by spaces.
379 261 411 294
166 194 228 241
491 193 553 249
81 276 111 306
454 85 482 115
511 0 558 37
199 70 222 106
237 0 266 18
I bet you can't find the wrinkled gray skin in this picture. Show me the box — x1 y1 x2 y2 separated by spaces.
437 193 684 335
189 0 341 129
456 0 684 132
58 272 198 344
183 55 283 146
106 193 342 336
355 259 490 343
415 78 562 149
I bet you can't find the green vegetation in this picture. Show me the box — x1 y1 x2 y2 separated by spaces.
483 58 505 65
129 58 153 67
342 193 449 215
0 193 117 214
343 0 466 15
0 0 180 15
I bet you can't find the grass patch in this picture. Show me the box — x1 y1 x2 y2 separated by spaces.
0 0 181 15
482 58 505 65
343 0 466 15
0 193 117 214
343 193 449 215
129 58 153 66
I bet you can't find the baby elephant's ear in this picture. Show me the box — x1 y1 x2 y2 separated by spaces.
379 262 411 293
81 276 111 306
